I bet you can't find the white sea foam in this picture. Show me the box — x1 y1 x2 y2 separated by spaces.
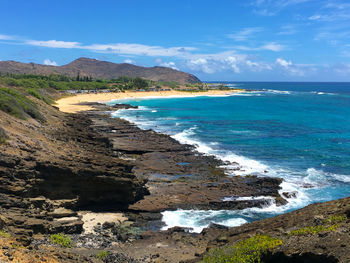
265 89 291 94
161 210 248 233
305 168 350 184
172 126 269 176
160 183 309 233
222 196 275 202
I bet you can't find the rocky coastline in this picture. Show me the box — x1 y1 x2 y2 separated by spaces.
0 98 349 262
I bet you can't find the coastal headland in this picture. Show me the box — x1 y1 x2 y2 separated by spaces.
0 77 349 262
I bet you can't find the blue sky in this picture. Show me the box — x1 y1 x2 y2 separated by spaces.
1 0 350 81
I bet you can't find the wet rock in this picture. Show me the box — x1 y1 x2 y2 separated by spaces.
208 223 229 230
112 103 138 110
166 226 193 233
102 252 140 263
102 221 116 229
282 191 297 199
48 208 77 218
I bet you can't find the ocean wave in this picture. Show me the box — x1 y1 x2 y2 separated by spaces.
161 209 248 233
264 89 292 95
305 168 350 184
222 196 274 201
172 126 269 176
229 92 262 97
310 91 337 96
161 183 309 233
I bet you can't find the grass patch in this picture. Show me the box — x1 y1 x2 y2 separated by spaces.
96 251 109 260
0 230 10 238
0 126 8 144
288 224 339 236
0 87 44 120
322 214 346 224
202 234 282 263
288 214 345 236
49 233 73 248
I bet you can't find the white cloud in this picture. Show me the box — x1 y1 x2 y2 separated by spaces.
235 42 285 52
27 40 81 48
308 15 322 21
246 60 272 71
185 51 251 74
0 33 327 77
275 57 305 76
251 0 313 16
227 27 263 41
187 58 216 74
276 58 292 67
43 59 57 66
159 61 179 70
84 43 196 57
334 63 350 74
124 59 134 64
0 34 14 40
20 37 197 58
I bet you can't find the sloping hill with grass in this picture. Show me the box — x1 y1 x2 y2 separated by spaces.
0 58 201 84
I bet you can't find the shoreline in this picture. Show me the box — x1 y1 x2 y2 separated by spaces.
1 87 348 261
55 89 243 113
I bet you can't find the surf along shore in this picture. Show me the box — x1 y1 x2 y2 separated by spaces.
43 88 289 259
1 85 350 262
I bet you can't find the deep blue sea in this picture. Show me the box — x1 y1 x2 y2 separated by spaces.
108 82 350 232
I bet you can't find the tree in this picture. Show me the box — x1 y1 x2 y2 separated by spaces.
133 77 148 90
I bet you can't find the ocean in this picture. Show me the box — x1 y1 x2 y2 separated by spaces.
108 82 350 232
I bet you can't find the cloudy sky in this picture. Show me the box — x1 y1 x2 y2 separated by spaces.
1 0 350 81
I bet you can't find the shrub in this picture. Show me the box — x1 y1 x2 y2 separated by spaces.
0 230 10 238
96 251 109 260
0 88 44 120
49 233 73 248
202 234 282 263
0 126 8 144
322 214 346 224
288 224 339 236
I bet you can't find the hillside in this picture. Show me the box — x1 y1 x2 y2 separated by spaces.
0 58 200 84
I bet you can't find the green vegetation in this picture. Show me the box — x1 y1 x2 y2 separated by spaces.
0 230 10 238
49 233 73 248
0 126 8 144
0 73 155 120
0 73 229 122
96 251 109 260
322 214 346 224
0 87 44 120
288 214 345 236
288 224 339 236
202 234 282 263
116 222 143 237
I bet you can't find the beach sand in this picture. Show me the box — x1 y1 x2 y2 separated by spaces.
55 89 242 113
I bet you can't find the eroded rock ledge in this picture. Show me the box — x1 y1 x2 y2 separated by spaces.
0 100 288 262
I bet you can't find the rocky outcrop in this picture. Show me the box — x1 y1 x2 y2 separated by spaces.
0 100 147 236
80 103 284 213
0 100 289 262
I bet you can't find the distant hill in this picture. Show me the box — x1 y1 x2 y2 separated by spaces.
0 58 200 84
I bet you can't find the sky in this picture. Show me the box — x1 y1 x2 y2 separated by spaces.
1 0 350 81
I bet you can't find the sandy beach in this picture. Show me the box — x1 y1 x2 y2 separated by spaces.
55 89 242 113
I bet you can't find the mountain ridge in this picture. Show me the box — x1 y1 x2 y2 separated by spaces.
0 57 200 84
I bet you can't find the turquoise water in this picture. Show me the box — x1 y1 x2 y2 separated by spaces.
109 82 350 232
